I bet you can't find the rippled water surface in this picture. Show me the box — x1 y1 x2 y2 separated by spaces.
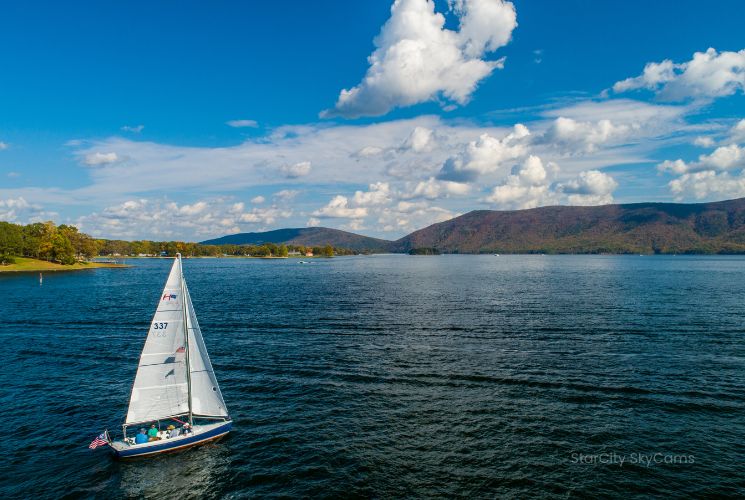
1 255 744 498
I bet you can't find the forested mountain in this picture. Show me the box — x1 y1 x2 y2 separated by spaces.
391 198 745 254
201 227 392 252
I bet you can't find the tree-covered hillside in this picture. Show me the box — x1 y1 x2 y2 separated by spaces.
392 198 745 254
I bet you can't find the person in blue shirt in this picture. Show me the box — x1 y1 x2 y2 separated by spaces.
134 428 148 444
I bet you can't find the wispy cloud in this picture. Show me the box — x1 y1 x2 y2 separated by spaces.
77 197 292 239
121 125 144 133
226 119 259 128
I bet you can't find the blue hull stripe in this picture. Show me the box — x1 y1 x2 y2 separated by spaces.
112 422 232 458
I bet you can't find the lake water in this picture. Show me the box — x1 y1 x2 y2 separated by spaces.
1 255 744 498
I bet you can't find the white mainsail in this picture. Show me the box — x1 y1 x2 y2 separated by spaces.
126 258 189 424
184 282 229 418
125 255 228 426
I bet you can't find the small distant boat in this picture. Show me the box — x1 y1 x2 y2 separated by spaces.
298 260 311 264
101 253 231 459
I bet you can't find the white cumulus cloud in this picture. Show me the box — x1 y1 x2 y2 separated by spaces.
557 169 618 206
483 155 556 209
279 161 312 178
541 117 635 153
177 201 208 216
352 182 393 206
613 47 745 101
353 145 384 158
0 197 31 221
323 0 516 118
693 136 715 148
401 126 435 153
657 159 689 175
658 144 745 174
84 152 120 166
438 124 529 181
669 170 745 200
729 119 745 144
238 206 291 225
405 177 471 199
484 156 617 209
274 189 300 201
312 195 368 219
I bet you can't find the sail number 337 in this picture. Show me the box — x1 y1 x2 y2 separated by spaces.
152 322 168 336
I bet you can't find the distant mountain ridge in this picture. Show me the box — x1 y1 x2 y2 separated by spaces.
201 227 392 252
391 198 745 254
202 197 745 254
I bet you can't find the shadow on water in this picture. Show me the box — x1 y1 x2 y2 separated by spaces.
110 444 231 498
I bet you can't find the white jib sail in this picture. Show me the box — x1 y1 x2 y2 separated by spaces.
184 282 229 417
125 258 189 424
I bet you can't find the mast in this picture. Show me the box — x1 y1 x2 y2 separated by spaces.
178 253 194 425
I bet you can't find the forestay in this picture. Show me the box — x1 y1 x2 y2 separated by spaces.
125 258 189 424
185 282 229 417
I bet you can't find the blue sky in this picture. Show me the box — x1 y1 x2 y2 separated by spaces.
1 0 745 240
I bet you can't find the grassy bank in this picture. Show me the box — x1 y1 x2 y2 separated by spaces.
0 257 130 273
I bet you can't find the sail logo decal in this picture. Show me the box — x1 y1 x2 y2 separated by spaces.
162 293 177 301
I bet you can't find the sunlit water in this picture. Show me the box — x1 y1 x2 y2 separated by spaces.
1 255 744 498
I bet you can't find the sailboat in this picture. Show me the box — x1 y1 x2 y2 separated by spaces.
107 253 232 458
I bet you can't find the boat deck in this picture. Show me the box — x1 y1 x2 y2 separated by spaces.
110 420 232 458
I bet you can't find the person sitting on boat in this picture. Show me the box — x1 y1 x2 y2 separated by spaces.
135 429 148 444
147 424 160 441
181 423 192 435
167 425 180 438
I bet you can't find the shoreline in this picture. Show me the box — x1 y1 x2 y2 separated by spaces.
0 257 130 273
109 255 331 259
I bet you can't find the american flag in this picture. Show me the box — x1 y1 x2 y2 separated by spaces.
89 432 109 449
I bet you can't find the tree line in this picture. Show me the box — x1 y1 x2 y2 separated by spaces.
0 221 99 264
1 221 349 265
98 239 341 257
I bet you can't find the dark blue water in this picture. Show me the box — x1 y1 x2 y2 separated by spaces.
1 255 744 498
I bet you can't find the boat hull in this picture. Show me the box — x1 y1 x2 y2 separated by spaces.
110 421 232 459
